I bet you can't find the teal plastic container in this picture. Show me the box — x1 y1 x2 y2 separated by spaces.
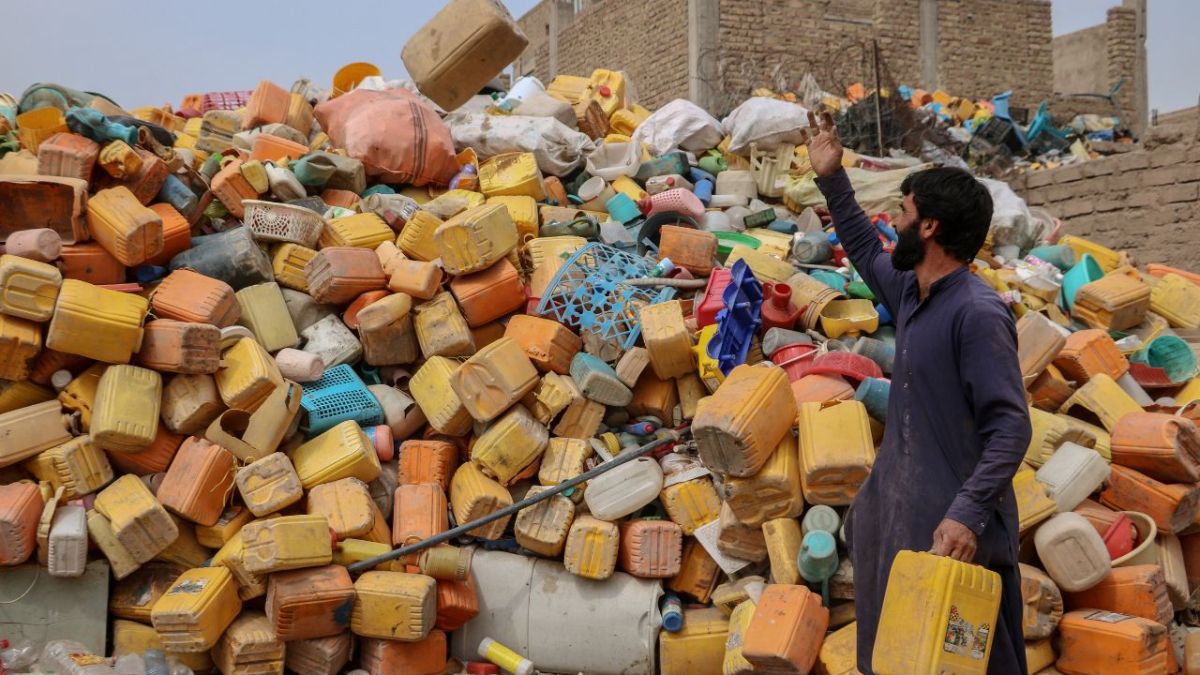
1060 253 1103 310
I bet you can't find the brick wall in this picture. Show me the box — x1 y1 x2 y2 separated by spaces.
514 0 691 110
1104 6 1138 125
1007 127 1200 268
934 0 1053 110
711 0 876 117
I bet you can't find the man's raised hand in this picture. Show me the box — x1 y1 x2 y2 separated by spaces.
800 110 844 178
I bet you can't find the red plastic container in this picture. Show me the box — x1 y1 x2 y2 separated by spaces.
1102 513 1136 560
805 351 882 384
761 283 802 332
695 268 733 328
770 343 818 383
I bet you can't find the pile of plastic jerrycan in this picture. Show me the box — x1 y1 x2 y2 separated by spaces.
2 0 1200 673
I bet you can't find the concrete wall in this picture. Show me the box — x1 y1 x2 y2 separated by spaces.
1007 126 1200 269
1053 25 1108 97
1049 5 1145 131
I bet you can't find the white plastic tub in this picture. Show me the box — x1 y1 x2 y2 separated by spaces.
451 548 662 675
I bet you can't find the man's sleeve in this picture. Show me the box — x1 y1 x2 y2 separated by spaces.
814 168 909 317
944 302 1033 535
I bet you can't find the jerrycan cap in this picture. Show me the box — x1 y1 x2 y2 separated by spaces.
599 85 612 97
329 527 339 549
466 663 501 675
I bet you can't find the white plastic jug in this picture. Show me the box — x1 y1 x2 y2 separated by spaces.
1033 512 1111 592
47 504 88 578
1035 442 1111 512
584 457 664 521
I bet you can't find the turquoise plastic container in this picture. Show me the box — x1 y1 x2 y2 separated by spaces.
1130 335 1198 384
1060 253 1103 310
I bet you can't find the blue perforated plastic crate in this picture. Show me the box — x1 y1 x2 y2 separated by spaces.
709 259 762 375
300 364 385 437
535 243 675 360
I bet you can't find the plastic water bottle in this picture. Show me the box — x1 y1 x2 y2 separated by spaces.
661 594 684 632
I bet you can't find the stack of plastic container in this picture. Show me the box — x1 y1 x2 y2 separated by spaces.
2 14 1200 673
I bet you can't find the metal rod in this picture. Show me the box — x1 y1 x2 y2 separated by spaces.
872 38 884 157
347 427 690 573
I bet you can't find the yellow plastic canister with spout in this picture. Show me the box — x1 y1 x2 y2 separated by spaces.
240 514 334 574
872 551 1002 674
0 253 62 321
433 203 519 275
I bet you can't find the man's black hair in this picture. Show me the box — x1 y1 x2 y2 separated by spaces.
899 167 994 263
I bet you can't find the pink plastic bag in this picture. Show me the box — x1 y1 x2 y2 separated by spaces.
314 88 458 187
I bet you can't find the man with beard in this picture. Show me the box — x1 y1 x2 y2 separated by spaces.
801 111 1031 675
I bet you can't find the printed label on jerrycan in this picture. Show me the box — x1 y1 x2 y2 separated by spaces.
1084 610 1133 623
942 605 989 660
168 578 210 595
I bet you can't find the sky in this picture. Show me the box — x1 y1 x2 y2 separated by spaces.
0 0 1194 115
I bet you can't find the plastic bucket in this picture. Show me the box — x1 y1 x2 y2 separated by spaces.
1060 253 1103 310
331 62 382 98
1112 511 1157 567
770 343 817 383
1029 244 1076 271
1130 335 1198 385
505 76 546 103
16 106 68 152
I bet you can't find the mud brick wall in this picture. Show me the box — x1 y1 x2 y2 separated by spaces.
517 0 1056 116
516 0 691 110
933 0 1053 110
1007 127 1200 269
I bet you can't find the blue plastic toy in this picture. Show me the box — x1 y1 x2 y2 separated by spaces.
300 364 385 437
708 259 762 375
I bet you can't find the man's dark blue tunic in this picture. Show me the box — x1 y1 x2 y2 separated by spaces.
816 169 1032 675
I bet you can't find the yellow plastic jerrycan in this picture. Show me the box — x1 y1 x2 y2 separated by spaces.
1150 273 1200 329
150 566 243 653
873 550 1002 674
449 336 539 423
291 420 382 489
46 278 148 363
721 433 803 527
24 436 114 501
477 152 546 201
240 514 334 574
351 571 437 641
485 195 539 242
470 404 548 485
396 211 444 262
433 203 519 275
320 213 394 250
798 400 875 506
93 474 179 564
91 364 163 452
0 253 63 322
413 292 475 358
216 337 284 412
410 356 473 436
0 314 43 382
659 607 729 675
639 300 695 380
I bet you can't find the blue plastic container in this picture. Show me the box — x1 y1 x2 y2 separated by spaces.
852 337 894 374
855 377 890 424
65 106 139 145
1131 335 1198 384
606 193 642 224
798 529 839 606
1029 244 1076 271
811 270 848 293
156 174 199 220
300 364 386 437
800 504 840 537
709 259 762 375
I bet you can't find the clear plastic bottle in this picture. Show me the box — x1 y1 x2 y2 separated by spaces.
0 638 39 671
38 640 118 675
143 649 169 675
